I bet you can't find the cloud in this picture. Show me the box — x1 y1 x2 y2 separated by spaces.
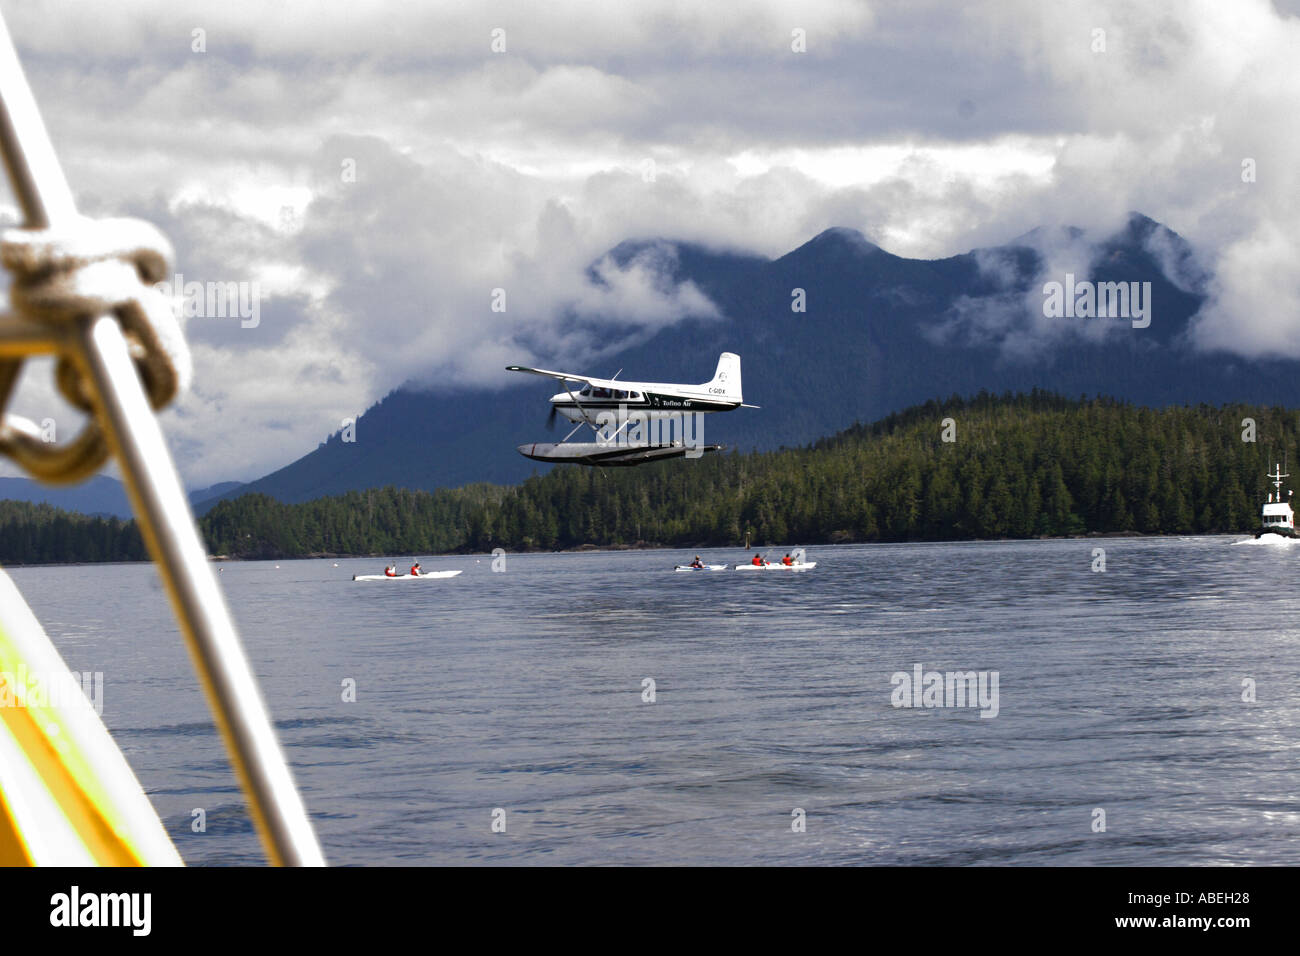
926 217 1208 359
1193 222 1300 356
0 0 1295 484
924 230 1111 359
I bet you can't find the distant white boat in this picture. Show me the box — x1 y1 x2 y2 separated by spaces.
734 562 817 571
1256 463 1298 539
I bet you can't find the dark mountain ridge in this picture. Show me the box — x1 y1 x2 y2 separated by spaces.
207 212 1291 507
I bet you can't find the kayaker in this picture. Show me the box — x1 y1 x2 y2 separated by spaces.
410 562 422 576
781 553 794 566
691 555 704 569
751 554 766 567
384 564 398 577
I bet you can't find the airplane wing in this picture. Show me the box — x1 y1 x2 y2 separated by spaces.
506 365 599 386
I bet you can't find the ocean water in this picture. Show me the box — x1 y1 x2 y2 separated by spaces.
7 536 1300 866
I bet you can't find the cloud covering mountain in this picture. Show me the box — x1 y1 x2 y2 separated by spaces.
0 0 1296 486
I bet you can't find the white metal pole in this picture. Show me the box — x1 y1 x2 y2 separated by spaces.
0 11 324 866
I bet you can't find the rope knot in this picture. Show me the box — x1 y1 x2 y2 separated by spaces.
2 216 191 411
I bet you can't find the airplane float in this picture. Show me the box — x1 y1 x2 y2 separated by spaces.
506 352 755 466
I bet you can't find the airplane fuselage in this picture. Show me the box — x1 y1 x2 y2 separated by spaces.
549 383 741 422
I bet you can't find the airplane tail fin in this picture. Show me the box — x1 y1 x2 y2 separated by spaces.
706 352 742 403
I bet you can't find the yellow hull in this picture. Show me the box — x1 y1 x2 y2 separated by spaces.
0 569 181 866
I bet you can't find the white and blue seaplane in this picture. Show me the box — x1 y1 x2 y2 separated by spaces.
506 352 755 466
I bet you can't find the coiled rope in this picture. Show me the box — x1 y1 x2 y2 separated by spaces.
0 215 190 482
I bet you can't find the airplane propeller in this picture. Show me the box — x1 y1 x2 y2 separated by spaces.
546 404 558 430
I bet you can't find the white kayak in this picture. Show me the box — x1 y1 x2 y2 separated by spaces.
673 564 728 572
352 570 463 581
734 562 817 571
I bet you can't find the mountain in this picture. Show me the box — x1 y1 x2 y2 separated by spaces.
0 475 242 519
0 475 134 519
214 213 1296 505
189 481 246 507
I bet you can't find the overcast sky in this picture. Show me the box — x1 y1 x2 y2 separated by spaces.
1 0 1297 485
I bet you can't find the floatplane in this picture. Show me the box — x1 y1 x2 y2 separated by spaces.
507 352 756 466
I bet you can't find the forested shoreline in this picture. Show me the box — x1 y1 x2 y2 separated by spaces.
0 392 1294 563
0 501 146 565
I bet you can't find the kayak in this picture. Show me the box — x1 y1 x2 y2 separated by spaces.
352 570 463 581
673 564 728 571
734 562 817 571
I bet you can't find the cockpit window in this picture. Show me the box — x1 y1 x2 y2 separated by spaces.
579 386 591 396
